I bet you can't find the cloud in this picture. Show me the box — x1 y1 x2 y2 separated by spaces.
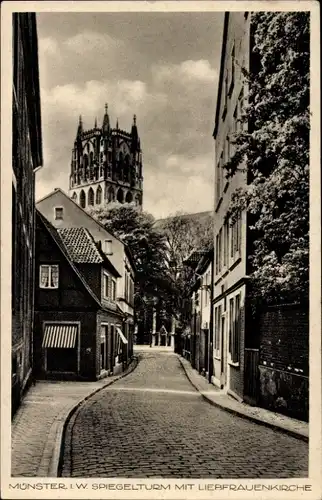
143 157 214 219
37 50 217 216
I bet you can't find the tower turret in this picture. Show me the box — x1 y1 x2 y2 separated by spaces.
102 103 110 135
76 115 83 138
131 114 139 153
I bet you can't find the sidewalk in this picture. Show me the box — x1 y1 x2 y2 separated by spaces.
178 355 309 442
11 357 138 477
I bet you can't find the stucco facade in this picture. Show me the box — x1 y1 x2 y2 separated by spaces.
212 12 250 400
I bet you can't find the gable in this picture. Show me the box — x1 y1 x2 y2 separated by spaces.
35 212 101 308
36 189 124 275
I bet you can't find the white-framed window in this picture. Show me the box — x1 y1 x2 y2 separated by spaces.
103 272 109 298
111 280 116 301
39 265 59 289
103 239 113 255
54 207 63 220
214 304 222 358
229 294 241 364
230 212 242 261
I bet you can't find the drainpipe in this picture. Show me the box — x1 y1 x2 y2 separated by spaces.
208 253 215 384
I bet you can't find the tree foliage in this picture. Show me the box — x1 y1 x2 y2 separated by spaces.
159 211 214 322
224 12 309 305
87 203 174 302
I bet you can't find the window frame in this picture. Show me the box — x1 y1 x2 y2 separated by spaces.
39 264 59 289
103 271 109 299
103 239 113 255
228 294 241 365
54 207 64 220
111 279 116 301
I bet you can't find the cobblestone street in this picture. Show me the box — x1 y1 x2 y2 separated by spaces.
61 351 308 478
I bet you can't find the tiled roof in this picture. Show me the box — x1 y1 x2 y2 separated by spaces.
183 250 208 268
57 227 104 264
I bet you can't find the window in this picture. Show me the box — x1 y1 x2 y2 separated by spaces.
226 135 231 163
230 212 242 260
80 190 86 208
111 280 116 301
96 185 102 205
229 44 235 96
218 228 222 273
214 305 221 355
223 222 228 268
229 294 241 364
215 234 219 274
103 240 112 255
55 207 63 220
39 265 59 289
229 298 234 359
233 105 238 133
216 153 224 205
88 188 94 206
100 327 107 371
103 273 109 298
238 88 245 131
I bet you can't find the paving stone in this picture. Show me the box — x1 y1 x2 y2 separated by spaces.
60 351 308 478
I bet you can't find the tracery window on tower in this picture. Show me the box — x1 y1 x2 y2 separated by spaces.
88 187 94 206
117 188 124 203
124 155 130 183
135 193 142 206
71 192 77 203
125 191 133 204
84 154 88 169
108 186 115 202
80 190 86 208
96 185 102 205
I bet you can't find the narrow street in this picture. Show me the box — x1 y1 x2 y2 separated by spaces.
60 351 308 478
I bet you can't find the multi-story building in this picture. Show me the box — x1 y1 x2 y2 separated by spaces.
36 188 135 357
68 107 143 210
212 12 251 401
184 249 213 375
12 13 43 416
34 211 127 380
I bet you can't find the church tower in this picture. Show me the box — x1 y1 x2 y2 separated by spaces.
69 104 143 210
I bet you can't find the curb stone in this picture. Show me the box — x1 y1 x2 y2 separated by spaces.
177 355 308 443
45 356 139 477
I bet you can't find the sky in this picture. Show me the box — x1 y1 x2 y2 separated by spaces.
35 11 224 219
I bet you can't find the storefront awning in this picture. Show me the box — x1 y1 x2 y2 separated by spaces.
42 324 78 348
116 327 128 345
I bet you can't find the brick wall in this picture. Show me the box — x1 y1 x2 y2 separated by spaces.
259 303 308 375
258 303 309 421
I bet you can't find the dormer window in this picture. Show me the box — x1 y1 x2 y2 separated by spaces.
103 240 113 255
55 207 63 220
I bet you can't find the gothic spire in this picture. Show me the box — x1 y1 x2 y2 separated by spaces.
131 114 139 152
102 103 110 135
94 116 97 128
77 115 83 137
